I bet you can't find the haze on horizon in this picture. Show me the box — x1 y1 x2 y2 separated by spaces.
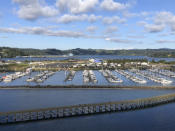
0 0 175 50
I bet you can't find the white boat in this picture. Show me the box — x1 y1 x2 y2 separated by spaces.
3 77 12 82
26 77 35 82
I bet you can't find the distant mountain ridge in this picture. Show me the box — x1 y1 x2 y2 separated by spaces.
0 47 175 58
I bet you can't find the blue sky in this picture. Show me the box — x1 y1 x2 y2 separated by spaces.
0 0 175 49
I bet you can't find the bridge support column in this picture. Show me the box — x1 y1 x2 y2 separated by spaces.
44 111 51 119
23 112 30 121
115 104 121 111
58 109 63 118
77 107 83 115
37 111 44 120
16 113 23 122
8 114 16 123
0 115 7 124
71 108 76 116
105 104 111 112
82 107 88 114
64 108 70 117
31 112 37 120
95 106 100 113
89 106 94 114
111 104 116 111
50 110 57 118
100 105 105 112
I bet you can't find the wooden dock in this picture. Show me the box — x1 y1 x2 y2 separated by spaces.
1 93 175 124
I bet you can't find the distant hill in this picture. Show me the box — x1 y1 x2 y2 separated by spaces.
0 47 175 58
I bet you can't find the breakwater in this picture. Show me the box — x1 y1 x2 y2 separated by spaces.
1 93 175 124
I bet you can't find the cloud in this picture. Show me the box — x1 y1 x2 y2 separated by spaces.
122 11 151 18
56 14 101 24
0 11 2 17
105 37 131 43
56 0 99 14
144 24 165 33
156 40 175 44
103 16 126 24
127 35 145 39
13 0 58 20
88 14 102 23
154 11 175 31
86 26 97 32
100 0 130 11
138 11 175 33
57 14 88 23
0 26 85 38
137 21 147 26
105 26 118 34
138 21 165 33
0 36 8 38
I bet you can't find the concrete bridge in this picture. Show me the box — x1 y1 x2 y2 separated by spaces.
1 93 175 124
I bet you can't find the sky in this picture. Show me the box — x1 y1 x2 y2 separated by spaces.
0 0 175 50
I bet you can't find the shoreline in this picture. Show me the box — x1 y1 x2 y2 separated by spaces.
1 85 175 90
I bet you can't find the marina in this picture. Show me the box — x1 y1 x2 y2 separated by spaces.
115 69 147 84
149 69 175 78
130 69 173 85
3 68 32 83
82 70 97 84
26 71 55 83
99 70 123 83
1 69 175 87
1 0 175 130
64 70 76 82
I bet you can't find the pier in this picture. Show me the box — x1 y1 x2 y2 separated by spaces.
1 93 175 124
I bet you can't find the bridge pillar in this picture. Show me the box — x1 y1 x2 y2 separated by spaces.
58 109 64 117
23 112 30 121
89 106 94 114
64 108 70 117
116 104 121 111
126 103 131 110
110 104 116 111
76 107 83 115
44 111 51 119
50 110 57 118
131 103 137 109
31 112 37 120
82 107 88 114
100 105 105 112
8 114 16 123
95 105 100 113
37 111 44 120
71 108 76 116
0 115 7 124
121 104 127 111
105 104 111 112
16 113 23 122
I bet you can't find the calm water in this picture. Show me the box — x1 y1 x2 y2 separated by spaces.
2 55 175 62
1 88 175 131
1 70 175 87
